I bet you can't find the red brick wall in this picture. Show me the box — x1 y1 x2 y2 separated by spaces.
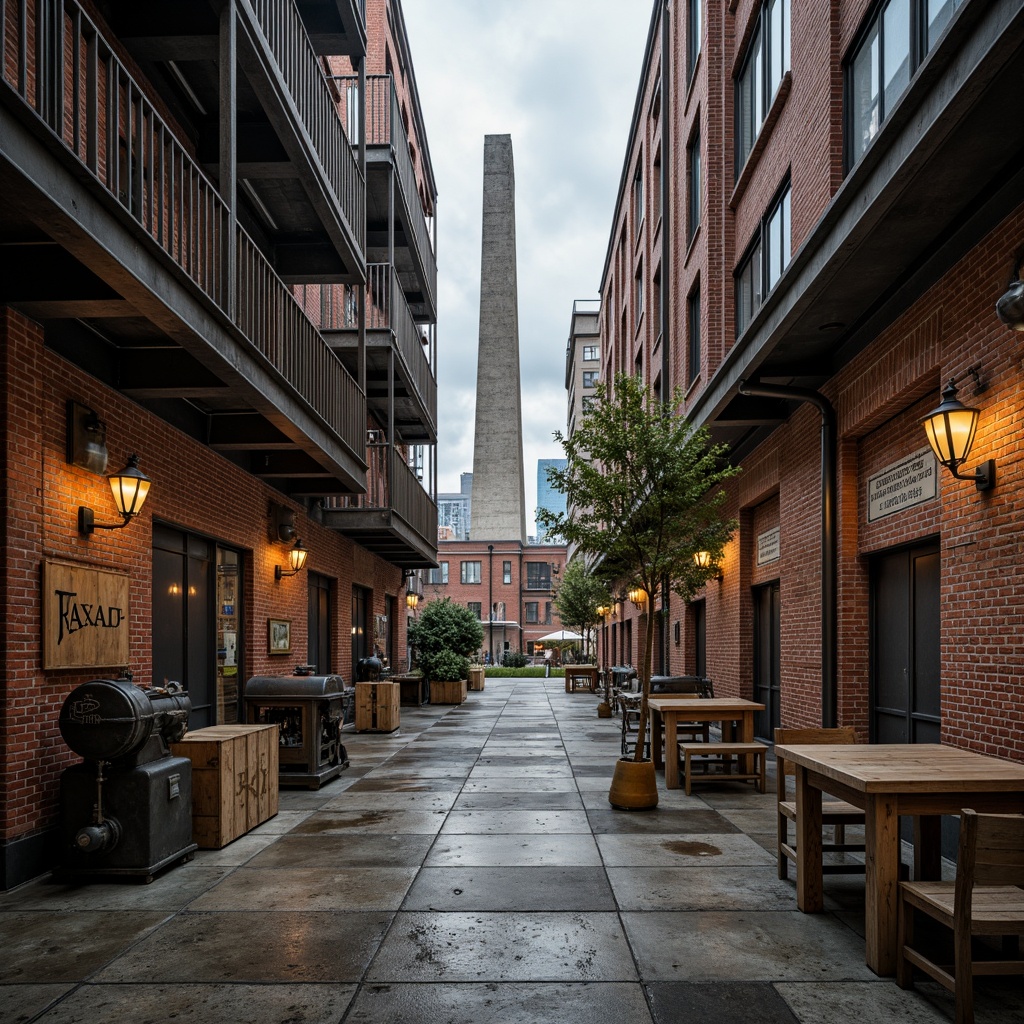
0 308 405 846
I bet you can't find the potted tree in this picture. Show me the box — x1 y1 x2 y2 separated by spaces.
539 373 738 809
408 598 484 705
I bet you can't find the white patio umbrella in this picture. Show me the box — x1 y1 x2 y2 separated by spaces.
535 629 584 643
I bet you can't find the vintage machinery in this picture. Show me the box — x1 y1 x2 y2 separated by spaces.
243 671 352 789
58 677 197 881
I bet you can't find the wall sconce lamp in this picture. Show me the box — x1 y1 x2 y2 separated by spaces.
595 604 611 619
275 539 309 579
406 592 419 610
78 454 152 534
628 587 647 610
921 375 995 491
694 550 723 580
995 256 1024 331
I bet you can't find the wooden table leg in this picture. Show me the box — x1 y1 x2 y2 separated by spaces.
864 792 900 976
664 712 679 789
795 765 823 912
739 711 754 776
914 815 941 881
650 708 663 771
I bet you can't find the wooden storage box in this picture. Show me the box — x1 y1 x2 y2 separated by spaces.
467 665 485 691
430 679 468 705
170 723 279 849
355 681 400 732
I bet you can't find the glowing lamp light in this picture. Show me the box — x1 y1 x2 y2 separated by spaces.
628 587 646 609
921 379 994 491
275 539 309 580
406 592 419 609
78 454 152 534
693 551 714 570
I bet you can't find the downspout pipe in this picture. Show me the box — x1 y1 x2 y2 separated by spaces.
660 0 671 677
737 380 837 728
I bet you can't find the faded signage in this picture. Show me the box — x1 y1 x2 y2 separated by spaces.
867 449 937 522
43 560 130 670
757 527 781 566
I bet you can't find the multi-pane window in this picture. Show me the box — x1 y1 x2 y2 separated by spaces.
687 285 701 385
635 268 644 322
688 0 702 81
847 0 961 167
467 602 482 620
461 561 481 585
735 181 791 337
502 560 512 585
428 561 448 585
653 268 662 340
583 345 598 361
525 602 539 624
526 563 551 590
633 167 644 231
653 147 662 222
736 0 790 173
687 128 702 242
582 371 599 389
544 602 552 625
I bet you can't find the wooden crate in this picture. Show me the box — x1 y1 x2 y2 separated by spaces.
355 681 400 732
467 665 485 691
170 724 279 849
430 679 467 705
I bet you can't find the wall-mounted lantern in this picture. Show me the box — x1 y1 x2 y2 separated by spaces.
406 592 419 610
628 586 647 610
921 377 995 491
78 454 152 535
275 539 309 580
694 550 723 579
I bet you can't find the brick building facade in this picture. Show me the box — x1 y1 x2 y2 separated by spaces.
0 0 438 888
595 0 1024 756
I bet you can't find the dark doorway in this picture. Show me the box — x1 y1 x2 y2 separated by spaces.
692 600 706 677
753 581 781 739
870 541 940 745
308 572 332 674
351 585 370 679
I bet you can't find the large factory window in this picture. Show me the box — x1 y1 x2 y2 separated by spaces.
152 524 244 729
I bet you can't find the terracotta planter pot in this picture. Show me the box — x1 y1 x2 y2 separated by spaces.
596 701 612 718
608 756 658 810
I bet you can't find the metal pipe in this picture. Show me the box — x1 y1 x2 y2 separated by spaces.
737 380 837 727
660 0 672 678
488 544 494 661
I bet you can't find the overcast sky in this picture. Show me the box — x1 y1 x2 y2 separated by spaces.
401 1 653 535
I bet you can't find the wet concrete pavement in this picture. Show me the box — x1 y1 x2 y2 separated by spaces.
2 678 1022 1023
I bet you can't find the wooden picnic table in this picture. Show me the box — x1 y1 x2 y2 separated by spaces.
648 697 765 790
773 742 1024 977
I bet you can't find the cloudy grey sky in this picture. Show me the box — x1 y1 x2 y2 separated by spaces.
401 1 653 534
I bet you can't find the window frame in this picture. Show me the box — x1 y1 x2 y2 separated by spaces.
525 562 552 591
734 177 791 338
460 560 482 585
582 345 599 361
687 122 702 243
734 0 790 176
502 560 512 585
687 282 701 386
467 601 482 620
582 370 599 389
525 601 539 624
687 0 703 82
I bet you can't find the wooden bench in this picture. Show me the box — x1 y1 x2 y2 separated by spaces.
678 741 767 795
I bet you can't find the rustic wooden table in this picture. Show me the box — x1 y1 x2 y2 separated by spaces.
773 742 1024 976
648 697 765 789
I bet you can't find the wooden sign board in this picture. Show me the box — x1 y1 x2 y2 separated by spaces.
43 560 130 670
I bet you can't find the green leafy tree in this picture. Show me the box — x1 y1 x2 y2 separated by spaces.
538 373 739 761
551 557 611 661
409 598 484 682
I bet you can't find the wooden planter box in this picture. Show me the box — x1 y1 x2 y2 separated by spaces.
430 679 467 704
170 724 279 849
467 665 485 691
355 681 400 732
393 673 426 706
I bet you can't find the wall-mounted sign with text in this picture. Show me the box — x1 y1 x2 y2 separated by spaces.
757 526 781 566
867 448 937 522
43 560 130 670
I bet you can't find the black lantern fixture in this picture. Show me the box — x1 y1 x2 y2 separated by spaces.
78 454 152 534
921 378 995 491
275 539 309 579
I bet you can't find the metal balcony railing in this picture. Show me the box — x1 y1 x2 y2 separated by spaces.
243 0 364 249
320 265 436 428
2 0 365 461
326 444 436 545
336 74 436 313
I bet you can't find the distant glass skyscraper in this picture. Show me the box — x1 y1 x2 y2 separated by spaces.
536 459 567 542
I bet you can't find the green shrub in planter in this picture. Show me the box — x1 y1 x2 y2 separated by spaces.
409 598 483 683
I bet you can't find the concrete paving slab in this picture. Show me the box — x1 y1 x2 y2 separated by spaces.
622 911 876 981
647 981 800 1024
288 808 448 835
0 984 75 1024
608 866 805 912
403 865 617 912
425 834 602 867
246 833 434 868
345 981 653 1022
343 777 465 792
461 778 579 793
596 833 776 867
190 834 279 866
774 980 951 1023
322 790 459 812
246 810 315 835
29 983 358 1024
188 866 419 911
452 791 585 811
440 810 591 834
366 911 637 982
587 808 739 835
1 911 169 981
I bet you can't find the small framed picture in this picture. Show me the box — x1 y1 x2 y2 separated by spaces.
268 617 291 654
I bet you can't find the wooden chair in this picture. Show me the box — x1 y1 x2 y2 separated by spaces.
897 809 1024 1024
774 727 866 881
